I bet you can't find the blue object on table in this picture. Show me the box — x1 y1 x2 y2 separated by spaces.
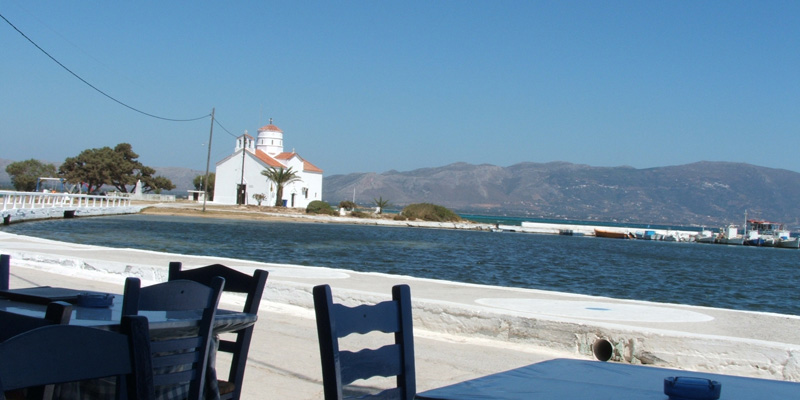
77 293 114 308
664 376 721 400
415 359 800 400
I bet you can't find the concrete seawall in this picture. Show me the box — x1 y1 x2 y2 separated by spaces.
1 190 145 224
2 205 145 224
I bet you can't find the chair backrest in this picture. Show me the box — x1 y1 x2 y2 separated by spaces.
1 254 10 291
122 276 225 400
0 300 73 342
168 262 268 400
0 315 155 400
313 284 416 400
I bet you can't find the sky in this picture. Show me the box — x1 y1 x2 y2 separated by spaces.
2 1 799 176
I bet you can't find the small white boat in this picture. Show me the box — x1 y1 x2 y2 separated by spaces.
715 225 744 246
778 237 800 249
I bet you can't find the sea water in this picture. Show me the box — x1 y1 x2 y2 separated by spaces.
2 214 798 316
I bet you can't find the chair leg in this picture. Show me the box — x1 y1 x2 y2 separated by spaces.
1 254 10 291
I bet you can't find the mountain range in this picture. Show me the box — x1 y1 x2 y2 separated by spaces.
323 161 800 228
3 158 798 228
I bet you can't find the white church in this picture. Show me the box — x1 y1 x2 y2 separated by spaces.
213 119 323 208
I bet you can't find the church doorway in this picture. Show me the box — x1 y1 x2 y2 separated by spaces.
237 184 246 205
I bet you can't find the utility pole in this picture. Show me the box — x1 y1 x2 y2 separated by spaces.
240 132 247 205
202 107 215 212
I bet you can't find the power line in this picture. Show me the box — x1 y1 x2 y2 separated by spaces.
213 119 239 138
0 11 209 122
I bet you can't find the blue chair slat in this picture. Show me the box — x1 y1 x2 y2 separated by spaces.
314 284 416 400
0 315 154 400
168 261 268 400
123 276 224 400
340 345 404 384
0 301 72 342
0 254 9 291
333 301 401 336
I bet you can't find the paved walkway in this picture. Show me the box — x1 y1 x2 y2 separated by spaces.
1 231 798 399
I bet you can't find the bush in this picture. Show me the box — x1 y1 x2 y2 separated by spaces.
338 200 357 211
350 211 369 218
401 203 462 222
393 214 408 221
306 200 335 215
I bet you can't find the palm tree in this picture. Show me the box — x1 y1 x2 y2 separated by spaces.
373 196 391 214
261 167 302 207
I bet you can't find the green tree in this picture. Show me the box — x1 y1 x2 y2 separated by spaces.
373 196 391 214
144 175 176 194
261 167 301 207
5 159 57 191
59 143 163 194
193 172 215 197
59 147 114 194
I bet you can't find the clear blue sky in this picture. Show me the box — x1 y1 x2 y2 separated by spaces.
2 1 799 176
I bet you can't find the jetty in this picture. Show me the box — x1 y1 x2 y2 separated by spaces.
500 221 697 239
0 190 144 224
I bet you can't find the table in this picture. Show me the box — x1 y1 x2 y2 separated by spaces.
0 287 258 400
0 287 257 337
415 358 800 400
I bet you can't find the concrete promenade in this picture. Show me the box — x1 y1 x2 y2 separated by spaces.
1 231 798 399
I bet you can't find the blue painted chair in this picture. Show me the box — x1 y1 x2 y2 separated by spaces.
0 254 9 291
0 300 72 342
123 276 225 400
313 284 416 400
168 262 268 400
0 315 155 400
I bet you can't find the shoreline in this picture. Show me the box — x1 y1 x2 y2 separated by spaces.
139 202 497 230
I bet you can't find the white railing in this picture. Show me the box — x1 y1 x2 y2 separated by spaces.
0 190 132 211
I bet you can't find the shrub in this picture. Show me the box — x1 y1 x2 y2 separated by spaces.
338 200 357 211
350 211 369 218
400 203 462 222
392 214 408 221
306 200 335 215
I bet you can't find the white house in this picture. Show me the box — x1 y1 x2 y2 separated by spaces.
213 120 323 208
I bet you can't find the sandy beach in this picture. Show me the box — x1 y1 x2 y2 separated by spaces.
2 203 799 398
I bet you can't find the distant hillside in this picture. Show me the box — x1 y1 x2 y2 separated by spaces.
5 157 799 227
323 161 800 227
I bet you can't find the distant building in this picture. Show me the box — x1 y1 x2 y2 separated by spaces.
213 119 323 207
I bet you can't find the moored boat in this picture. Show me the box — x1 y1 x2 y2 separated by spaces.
745 219 791 247
594 229 633 239
778 237 800 249
695 230 716 243
715 225 745 246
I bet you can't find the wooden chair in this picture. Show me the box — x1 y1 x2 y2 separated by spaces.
313 284 416 400
0 301 73 399
123 276 225 400
1 254 9 291
0 315 155 400
0 300 72 342
168 262 268 400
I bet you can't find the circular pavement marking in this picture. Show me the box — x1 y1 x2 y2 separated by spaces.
266 267 350 279
475 298 714 323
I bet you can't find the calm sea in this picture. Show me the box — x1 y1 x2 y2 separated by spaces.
2 214 798 316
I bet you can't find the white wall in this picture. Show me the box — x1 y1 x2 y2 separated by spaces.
213 150 323 209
